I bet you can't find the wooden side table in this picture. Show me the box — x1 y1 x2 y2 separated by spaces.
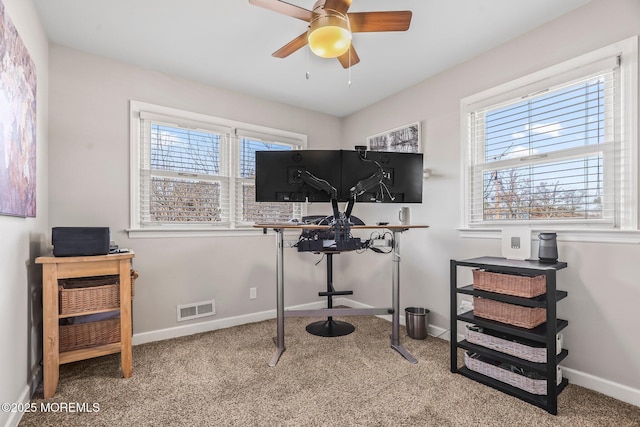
35 251 135 398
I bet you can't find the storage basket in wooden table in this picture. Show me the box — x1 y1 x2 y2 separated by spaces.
465 327 562 363
464 352 561 395
473 269 546 298
473 297 546 329
59 318 121 352
58 270 137 315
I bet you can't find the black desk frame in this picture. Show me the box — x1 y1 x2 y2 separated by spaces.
259 224 427 367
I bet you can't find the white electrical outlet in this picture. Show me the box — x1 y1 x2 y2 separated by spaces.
250 287 257 299
501 226 531 260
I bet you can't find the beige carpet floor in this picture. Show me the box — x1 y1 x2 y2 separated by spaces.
20 315 640 426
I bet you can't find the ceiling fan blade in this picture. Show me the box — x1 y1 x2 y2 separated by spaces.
272 32 309 58
337 44 360 68
323 0 352 15
349 11 412 32
249 0 314 22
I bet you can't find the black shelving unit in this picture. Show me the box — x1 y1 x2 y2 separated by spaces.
450 256 568 415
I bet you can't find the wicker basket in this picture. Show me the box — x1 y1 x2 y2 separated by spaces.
59 270 137 315
464 352 561 395
473 297 546 329
465 327 562 363
473 269 546 298
59 318 121 352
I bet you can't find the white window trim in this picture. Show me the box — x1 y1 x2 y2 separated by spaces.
459 36 639 244
128 101 308 238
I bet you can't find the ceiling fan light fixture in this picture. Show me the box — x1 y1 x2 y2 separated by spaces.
307 11 351 58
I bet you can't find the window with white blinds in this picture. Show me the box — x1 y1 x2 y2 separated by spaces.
461 38 638 231
236 134 302 225
142 121 229 226
130 102 306 233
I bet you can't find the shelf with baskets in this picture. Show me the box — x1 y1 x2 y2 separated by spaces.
450 256 568 415
36 252 136 399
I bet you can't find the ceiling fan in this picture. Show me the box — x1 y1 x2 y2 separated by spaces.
248 0 412 68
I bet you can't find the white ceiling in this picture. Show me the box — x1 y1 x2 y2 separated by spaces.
32 0 592 117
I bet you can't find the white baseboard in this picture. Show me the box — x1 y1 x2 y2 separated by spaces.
339 298 450 339
132 300 325 346
4 366 41 427
131 299 639 409
560 366 640 408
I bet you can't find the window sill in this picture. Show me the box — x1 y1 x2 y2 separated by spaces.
457 227 640 244
126 227 300 239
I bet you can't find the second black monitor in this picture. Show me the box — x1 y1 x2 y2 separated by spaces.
340 150 423 203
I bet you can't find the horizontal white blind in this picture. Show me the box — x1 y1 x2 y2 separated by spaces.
236 128 305 147
468 64 619 225
139 110 231 135
140 120 230 226
234 135 301 225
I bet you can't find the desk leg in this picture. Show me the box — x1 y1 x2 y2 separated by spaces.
389 230 417 364
42 264 60 398
269 229 286 367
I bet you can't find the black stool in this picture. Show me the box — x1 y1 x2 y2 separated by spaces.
305 252 355 337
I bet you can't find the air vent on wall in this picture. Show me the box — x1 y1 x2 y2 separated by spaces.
177 299 216 322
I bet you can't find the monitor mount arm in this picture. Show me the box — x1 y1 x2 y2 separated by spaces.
349 168 385 199
293 169 340 220
293 168 352 243
344 163 386 219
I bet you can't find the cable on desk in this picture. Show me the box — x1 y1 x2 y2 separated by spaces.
363 230 394 254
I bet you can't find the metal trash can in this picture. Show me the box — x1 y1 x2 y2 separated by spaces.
405 307 429 340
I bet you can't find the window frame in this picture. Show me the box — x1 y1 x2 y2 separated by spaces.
459 37 639 243
128 101 307 238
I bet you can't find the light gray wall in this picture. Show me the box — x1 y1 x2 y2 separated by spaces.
0 1 48 426
341 0 640 399
8 0 637 415
47 45 342 335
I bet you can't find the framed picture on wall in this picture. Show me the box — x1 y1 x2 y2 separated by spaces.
367 122 421 153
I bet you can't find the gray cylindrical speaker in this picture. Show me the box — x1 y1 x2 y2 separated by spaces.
538 232 558 263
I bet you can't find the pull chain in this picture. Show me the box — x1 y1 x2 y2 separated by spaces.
306 46 310 80
348 48 352 87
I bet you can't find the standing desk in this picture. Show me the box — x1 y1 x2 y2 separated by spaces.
255 224 429 367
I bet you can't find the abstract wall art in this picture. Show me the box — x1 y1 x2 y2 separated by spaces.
0 0 37 217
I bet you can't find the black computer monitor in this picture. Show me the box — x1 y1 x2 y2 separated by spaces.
340 150 423 203
255 150 342 202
